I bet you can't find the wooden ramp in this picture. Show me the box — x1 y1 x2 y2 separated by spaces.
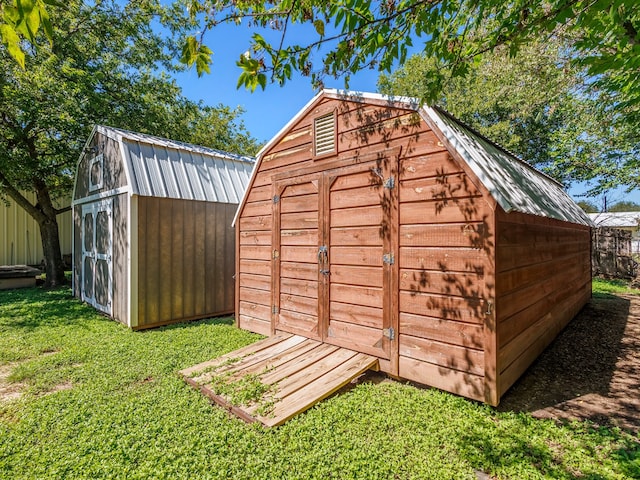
179 333 378 427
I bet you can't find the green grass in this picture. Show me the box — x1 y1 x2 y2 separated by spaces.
592 277 640 298
1 286 639 479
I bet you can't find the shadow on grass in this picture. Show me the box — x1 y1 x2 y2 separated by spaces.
137 316 237 334
458 418 640 478
0 286 111 331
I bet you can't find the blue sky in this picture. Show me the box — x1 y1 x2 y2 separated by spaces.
174 22 638 208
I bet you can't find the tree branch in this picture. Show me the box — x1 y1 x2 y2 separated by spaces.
0 169 44 222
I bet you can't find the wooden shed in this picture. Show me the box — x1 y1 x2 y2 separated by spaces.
72 126 253 329
233 90 592 406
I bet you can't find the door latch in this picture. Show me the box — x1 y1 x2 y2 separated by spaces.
318 245 329 275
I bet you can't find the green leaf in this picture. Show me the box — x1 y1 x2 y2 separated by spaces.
313 19 324 36
180 36 198 66
0 23 26 68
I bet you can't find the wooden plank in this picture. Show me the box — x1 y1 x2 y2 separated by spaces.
158 198 173 323
280 261 317 281
239 230 272 245
239 301 271 322
280 245 317 263
196 335 307 381
400 173 480 203
330 283 383 309
330 168 382 191
178 333 294 377
399 333 484 376
280 277 317 298
226 339 320 379
238 314 271 335
280 194 319 215
281 181 318 197
400 197 484 224
329 184 382 210
242 200 272 218
239 286 270 307
330 204 383 227
239 259 271 276
399 151 459 181
399 290 484 324
239 215 272 231
259 343 339 384
399 247 486 273
239 273 271 291
280 211 319 230
276 308 320 338
327 320 387 358
399 312 484 349
144 197 160 324
280 293 318 316
244 184 272 204
399 356 485 403
330 246 383 266
399 268 485 297
329 264 383 288
330 301 383 329
257 352 378 427
171 201 184 321
279 228 318 246
399 223 491 248
259 348 358 403
330 226 385 246
239 245 272 261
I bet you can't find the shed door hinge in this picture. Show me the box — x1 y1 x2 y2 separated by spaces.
382 253 395 265
383 327 395 340
273 194 280 203
383 176 395 189
272 305 279 314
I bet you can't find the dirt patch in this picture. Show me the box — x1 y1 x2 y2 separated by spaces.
47 381 73 394
499 294 640 433
0 363 26 403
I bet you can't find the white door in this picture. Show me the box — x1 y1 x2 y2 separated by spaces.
82 200 112 315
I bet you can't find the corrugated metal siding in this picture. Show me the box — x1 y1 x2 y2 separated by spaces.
96 126 254 204
421 106 593 227
0 191 72 265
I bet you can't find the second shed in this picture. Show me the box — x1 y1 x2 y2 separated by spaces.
72 126 253 329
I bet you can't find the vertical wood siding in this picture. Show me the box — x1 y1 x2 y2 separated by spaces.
495 210 591 396
1 192 71 266
136 197 236 328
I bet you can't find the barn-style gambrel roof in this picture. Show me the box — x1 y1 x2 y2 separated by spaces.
86 125 254 204
236 89 592 227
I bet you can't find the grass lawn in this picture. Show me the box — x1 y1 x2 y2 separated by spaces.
1 282 639 479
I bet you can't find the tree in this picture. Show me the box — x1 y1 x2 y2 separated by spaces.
608 201 640 213
0 0 54 68
576 200 599 214
377 38 637 192
0 0 259 287
175 1 639 191
179 1 638 105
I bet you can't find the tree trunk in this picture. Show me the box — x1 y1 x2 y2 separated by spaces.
0 171 67 287
34 182 67 288
38 214 66 287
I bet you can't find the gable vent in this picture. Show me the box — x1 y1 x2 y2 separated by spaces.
314 112 336 156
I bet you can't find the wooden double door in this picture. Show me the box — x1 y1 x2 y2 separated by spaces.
271 160 398 368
